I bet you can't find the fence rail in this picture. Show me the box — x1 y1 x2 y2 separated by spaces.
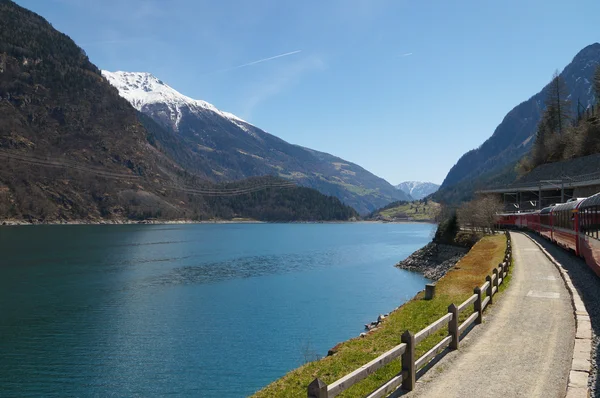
308 231 513 398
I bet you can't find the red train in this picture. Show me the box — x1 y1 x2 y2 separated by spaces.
496 192 600 277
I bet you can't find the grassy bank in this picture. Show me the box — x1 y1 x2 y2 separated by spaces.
253 234 507 398
372 201 441 222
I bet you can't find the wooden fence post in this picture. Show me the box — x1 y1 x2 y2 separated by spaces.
486 275 493 305
425 283 436 300
401 330 415 391
448 304 459 349
493 269 499 291
308 378 328 398
474 287 483 324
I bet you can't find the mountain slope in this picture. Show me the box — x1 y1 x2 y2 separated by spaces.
0 0 357 222
102 71 409 214
396 181 440 200
367 200 441 222
439 43 600 199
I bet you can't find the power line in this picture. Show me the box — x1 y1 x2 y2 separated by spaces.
0 150 297 197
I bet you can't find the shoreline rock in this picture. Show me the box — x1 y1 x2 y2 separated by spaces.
0 219 265 227
396 241 468 280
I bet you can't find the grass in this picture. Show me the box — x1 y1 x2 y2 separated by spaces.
378 201 441 221
252 234 507 398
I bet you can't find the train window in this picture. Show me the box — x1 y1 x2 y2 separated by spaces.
585 208 589 236
559 211 562 229
596 206 599 239
588 207 598 239
560 211 564 229
593 208 596 238
560 211 563 229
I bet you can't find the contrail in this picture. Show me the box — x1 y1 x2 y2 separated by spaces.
214 50 302 73
402 52 413 57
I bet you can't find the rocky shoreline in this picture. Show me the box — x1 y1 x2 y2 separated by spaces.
0 219 433 227
396 242 469 280
0 219 263 226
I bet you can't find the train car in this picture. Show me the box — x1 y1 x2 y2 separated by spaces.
496 214 517 229
551 199 585 254
515 213 525 228
496 211 539 231
495 196 600 278
578 193 600 277
524 211 541 233
539 206 554 241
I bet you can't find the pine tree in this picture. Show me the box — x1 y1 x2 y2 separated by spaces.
532 115 549 167
544 71 572 135
594 64 600 106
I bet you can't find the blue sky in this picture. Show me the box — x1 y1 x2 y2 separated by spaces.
15 0 600 185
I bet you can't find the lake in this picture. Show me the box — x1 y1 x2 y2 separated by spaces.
0 223 433 397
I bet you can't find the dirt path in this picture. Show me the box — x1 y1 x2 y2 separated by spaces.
404 232 574 398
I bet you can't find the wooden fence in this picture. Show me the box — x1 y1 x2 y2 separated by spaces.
308 231 512 398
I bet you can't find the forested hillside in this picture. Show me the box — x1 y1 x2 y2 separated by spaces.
434 63 600 205
523 69 600 172
435 43 600 204
0 0 357 223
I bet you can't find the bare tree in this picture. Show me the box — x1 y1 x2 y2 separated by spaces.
457 195 503 234
545 71 572 135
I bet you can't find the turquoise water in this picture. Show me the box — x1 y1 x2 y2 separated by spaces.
0 223 433 397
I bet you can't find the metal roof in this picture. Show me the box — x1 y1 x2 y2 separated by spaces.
540 207 553 214
478 174 600 194
553 198 586 212
581 192 600 209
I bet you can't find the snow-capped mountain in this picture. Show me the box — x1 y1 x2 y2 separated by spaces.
102 70 409 214
396 181 440 200
102 71 250 133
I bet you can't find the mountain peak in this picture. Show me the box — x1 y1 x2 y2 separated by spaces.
574 42 600 57
101 70 248 128
396 181 440 200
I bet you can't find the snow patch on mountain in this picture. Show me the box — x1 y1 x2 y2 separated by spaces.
396 181 440 200
102 70 252 133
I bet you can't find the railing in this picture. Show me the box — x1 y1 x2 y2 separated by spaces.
308 231 513 398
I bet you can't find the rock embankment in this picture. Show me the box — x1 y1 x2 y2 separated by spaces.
396 242 468 280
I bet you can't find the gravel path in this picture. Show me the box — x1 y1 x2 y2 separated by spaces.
404 232 574 398
528 233 599 397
